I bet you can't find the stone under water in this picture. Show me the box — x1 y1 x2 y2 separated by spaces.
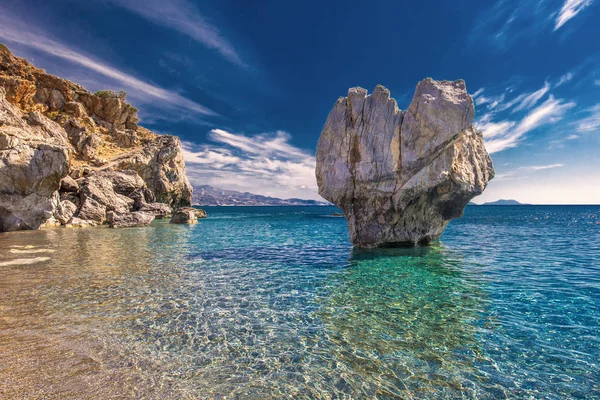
315 78 494 247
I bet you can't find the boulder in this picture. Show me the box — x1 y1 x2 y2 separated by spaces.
40 216 61 228
60 175 79 192
170 208 198 224
176 206 206 219
108 211 155 228
55 199 77 225
77 197 106 224
139 202 172 219
63 101 86 117
65 217 96 228
192 208 207 219
315 79 494 247
77 170 148 223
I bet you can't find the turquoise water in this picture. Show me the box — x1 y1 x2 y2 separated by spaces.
0 205 598 398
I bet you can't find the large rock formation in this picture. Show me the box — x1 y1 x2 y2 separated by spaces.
0 88 70 230
316 79 494 247
0 44 193 231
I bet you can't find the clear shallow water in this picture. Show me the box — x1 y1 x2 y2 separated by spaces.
0 205 598 399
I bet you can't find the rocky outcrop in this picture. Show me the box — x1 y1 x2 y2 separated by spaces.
0 88 70 231
139 202 172 219
192 208 207 219
109 135 192 208
170 207 206 224
316 79 494 247
77 170 150 224
0 43 193 231
170 209 197 224
108 211 155 229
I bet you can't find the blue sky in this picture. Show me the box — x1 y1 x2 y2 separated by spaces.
1 0 599 203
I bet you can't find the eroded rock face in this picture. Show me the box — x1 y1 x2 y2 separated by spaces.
316 79 494 247
108 211 155 229
0 43 193 231
55 199 77 225
0 88 70 231
139 202 172 219
77 170 147 224
111 135 193 208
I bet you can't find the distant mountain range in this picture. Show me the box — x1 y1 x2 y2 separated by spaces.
192 185 331 206
469 199 527 206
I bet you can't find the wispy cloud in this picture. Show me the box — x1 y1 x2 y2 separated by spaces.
475 119 516 139
575 104 600 133
595 79 600 86
555 72 574 87
480 96 576 153
473 90 506 110
105 0 246 68
494 163 565 181
0 6 216 117
522 163 565 171
183 129 321 200
474 75 581 153
472 85 529 114
512 82 550 112
470 0 547 52
554 0 594 30
471 0 593 51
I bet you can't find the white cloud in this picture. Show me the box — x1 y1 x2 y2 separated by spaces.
473 86 529 115
554 0 593 30
575 104 600 133
494 93 528 113
475 120 516 139
488 163 565 182
595 79 600 86
183 130 321 200
556 72 574 87
106 0 246 68
521 163 564 171
472 88 485 99
512 82 550 112
483 96 576 153
471 0 593 52
0 6 216 117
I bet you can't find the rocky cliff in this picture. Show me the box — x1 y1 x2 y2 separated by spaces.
0 44 192 231
315 79 494 247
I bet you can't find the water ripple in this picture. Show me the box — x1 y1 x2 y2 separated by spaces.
0 205 598 398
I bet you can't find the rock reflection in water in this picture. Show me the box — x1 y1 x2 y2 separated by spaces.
315 245 489 398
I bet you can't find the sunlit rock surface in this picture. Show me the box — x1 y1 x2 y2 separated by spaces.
0 43 192 231
316 78 494 247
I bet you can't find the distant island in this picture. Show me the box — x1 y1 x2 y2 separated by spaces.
482 199 527 206
192 185 331 206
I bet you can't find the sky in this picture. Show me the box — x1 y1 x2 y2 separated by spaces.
0 0 599 204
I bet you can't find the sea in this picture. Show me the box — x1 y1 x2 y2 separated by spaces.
0 205 598 399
